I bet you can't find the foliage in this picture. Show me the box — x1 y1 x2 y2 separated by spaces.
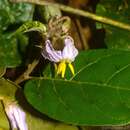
0 0 130 130
24 50 130 125
0 0 34 31
96 0 130 49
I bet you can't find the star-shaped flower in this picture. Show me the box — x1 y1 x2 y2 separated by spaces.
41 36 78 78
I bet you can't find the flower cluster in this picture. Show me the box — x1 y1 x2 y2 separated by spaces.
41 36 78 78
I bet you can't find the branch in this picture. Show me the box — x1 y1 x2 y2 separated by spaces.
15 59 39 84
10 0 130 31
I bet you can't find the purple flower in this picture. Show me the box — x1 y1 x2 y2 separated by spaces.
41 36 78 78
5 103 28 130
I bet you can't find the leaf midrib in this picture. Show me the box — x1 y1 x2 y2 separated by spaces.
31 77 130 91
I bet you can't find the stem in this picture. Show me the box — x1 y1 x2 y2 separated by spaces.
15 59 39 84
75 19 89 50
10 0 130 31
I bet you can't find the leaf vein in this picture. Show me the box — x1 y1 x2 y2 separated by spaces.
52 80 73 114
104 63 130 84
71 53 117 80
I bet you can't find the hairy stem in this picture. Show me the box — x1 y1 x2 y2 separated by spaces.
11 0 130 31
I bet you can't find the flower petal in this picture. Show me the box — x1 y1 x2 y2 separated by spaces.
13 106 28 130
5 105 17 129
41 36 78 64
5 103 28 130
41 40 62 62
62 36 78 61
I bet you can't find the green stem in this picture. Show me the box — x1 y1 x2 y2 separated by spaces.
10 0 130 31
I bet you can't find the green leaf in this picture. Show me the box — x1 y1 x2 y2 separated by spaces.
0 33 22 67
15 21 47 34
25 49 130 125
0 79 78 130
104 27 130 49
96 0 130 23
0 78 19 130
0 0 34 31
26 113 78 130
0 102 9 130
0 78 17 101
96 0 130 49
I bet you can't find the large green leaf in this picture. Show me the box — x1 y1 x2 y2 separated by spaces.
0 0 34 31
24 49 130 125
96 0 130 49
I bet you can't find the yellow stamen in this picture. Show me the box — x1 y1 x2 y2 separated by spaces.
56 61 75 78
57 61 67 78
57 62 64 74
61 62 66 78
68 63 75 75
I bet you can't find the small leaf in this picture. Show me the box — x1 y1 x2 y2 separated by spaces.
25 49 130 125
0 78 17 101
15 21 47 34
